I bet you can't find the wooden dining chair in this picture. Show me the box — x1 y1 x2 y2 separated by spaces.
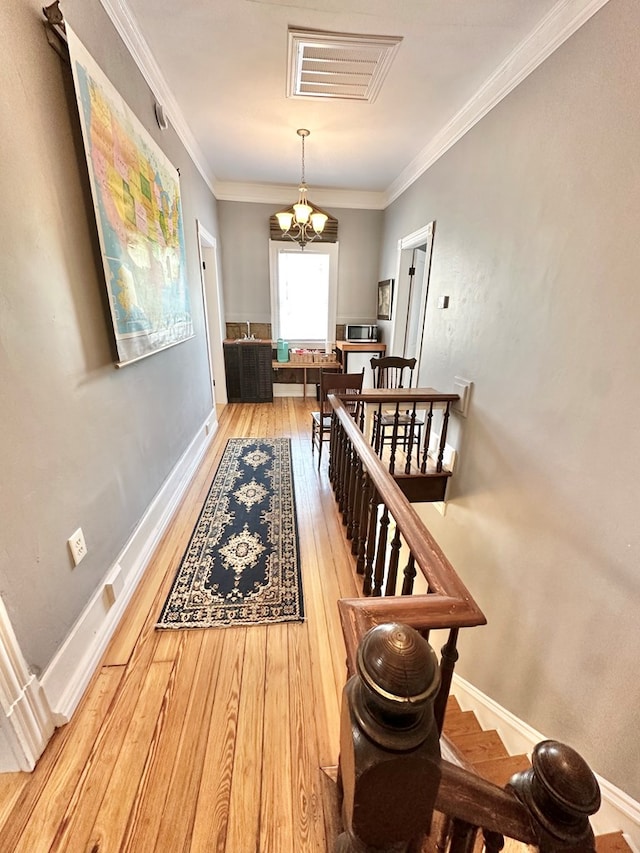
369 356 423 464
311 369 365 467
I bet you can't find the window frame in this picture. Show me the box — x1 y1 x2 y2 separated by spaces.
269 240 339 348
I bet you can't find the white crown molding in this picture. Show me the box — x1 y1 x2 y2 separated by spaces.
99 0 610 210
97 0 217 195
384 0 613 206
212 181 386 210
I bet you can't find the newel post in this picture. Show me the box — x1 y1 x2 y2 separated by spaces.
336 623 442 853
508 740 601 852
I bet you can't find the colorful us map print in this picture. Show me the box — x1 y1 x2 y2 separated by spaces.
67 26 193 365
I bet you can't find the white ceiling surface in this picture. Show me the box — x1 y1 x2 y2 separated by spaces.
117 0 605 206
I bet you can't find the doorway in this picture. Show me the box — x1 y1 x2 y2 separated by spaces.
391 222 435 386
197 222 227 406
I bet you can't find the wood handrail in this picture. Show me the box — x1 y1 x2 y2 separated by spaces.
436 760 537 844
337 595 485 675
329 392 486 673
340 387 460 404
328 393 470 597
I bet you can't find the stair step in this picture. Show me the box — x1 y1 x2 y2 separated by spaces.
445 729 509 763
446 695 462 714
473 754 531 787
442 699 631 853
596 832 633 852
443 709 483 738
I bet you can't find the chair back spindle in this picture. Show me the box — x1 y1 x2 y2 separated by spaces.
369 356 423 470
311 369 364 467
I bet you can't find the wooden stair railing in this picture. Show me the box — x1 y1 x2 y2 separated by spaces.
336 623 602 853
327 400 612 853
341 387 460 483
328 392 485 732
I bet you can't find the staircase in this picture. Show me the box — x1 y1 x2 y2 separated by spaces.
442 696 631 853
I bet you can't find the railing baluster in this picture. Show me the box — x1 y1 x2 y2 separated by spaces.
363 488 378 596
483 830 505 853
401 554 417 595
328 411 338 483
348 455 363 552
373 402 383 453
433 628 459 735
435 815 452 853
421 402 434 473
345 443 357 538
332 418 344 498
405 403 418 475
372 506 390 596
388 403 400 474
355 471 371 575
437 401 451 473
385 525 402 596
339 435 351 517
449 819 478 853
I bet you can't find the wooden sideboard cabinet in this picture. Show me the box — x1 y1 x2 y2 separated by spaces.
223 341 273 403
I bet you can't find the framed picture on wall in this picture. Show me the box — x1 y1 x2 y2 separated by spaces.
377 279 394 321
66 26 194 367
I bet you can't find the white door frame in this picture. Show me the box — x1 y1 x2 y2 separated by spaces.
196 221 227 405
390 222 435 384
0 595 55 771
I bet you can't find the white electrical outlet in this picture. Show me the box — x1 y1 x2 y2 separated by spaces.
68 527 87 566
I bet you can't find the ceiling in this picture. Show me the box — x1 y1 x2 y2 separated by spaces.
103 0 606 207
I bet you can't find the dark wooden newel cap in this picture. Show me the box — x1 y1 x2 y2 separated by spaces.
353 622 440 749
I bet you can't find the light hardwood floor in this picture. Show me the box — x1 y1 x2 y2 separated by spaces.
0 398 360 852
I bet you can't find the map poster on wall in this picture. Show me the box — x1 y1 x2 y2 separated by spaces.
66 26 193 366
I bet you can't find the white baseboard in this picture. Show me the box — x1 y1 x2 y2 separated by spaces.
451 674 640 848
41 410 217 724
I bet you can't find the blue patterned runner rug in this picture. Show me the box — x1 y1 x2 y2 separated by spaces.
157 437 304 629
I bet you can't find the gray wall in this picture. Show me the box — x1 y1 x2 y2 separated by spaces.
380 0 640 798
4 0 638 804
218 201 383 325
0 0 218 672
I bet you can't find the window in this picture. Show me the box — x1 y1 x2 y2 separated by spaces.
269 241 338 345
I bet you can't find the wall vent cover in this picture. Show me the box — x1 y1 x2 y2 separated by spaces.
287 28 402 103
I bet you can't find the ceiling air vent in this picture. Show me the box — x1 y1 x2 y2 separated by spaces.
287 28 402 103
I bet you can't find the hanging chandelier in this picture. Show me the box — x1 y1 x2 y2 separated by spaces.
275 129 328 249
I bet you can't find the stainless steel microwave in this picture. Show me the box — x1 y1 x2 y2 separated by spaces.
345 324 378 342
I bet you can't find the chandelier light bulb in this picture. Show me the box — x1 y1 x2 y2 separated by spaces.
311 212 328 234
276 211 294 233
293 202 312 224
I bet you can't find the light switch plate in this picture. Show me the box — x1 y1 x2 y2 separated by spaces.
452 377 472 417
